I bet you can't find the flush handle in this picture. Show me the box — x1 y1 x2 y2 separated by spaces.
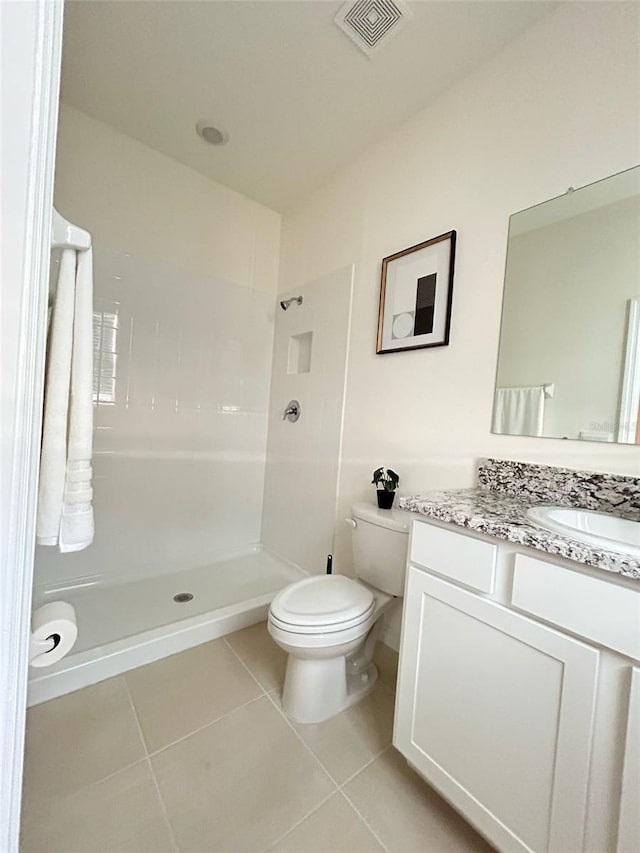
344 517 357 528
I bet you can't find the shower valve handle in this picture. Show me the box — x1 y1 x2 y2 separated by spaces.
283 400 301 422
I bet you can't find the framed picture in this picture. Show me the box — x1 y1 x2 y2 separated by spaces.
376 230 456 354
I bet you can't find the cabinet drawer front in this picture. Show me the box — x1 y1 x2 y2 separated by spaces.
512 554 640 660
410 520 496 593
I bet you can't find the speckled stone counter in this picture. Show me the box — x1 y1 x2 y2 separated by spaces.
399 459 640 580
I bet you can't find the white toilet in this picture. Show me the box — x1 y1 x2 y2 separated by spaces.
268 502 411 723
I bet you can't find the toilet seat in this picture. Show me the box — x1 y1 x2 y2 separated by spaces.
269 575 375 634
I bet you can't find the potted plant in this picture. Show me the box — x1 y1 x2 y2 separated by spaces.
372 467 400 509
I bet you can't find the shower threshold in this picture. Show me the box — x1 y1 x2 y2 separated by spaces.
28 547 305 706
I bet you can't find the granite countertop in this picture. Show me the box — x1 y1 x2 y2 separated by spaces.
399 486 640 580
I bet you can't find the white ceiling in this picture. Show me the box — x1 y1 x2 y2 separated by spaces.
60 1 558 212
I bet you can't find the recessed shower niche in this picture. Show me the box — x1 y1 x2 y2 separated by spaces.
287 331 313 374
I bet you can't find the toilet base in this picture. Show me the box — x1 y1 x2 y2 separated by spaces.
282 656 379 724
345 661 379 711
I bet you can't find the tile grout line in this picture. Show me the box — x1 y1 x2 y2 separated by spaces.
264 679 397 789
302 682 394 853
337 742 393 790
339 774 394 853
122 673 151 756
221 641 347 852
338 789 393 853
263 789 337 852
121 631 270 761
50 755 150 794
123 676 180 853
224 638 398 852
264 690 342 789
148 632 395 852
263 737 394 852
146 693 266 760
222 637 271 695
144 757 180 853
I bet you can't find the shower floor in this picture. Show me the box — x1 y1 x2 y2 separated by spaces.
28 548 306 706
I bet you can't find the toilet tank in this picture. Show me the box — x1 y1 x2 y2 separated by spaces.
350 502 412 596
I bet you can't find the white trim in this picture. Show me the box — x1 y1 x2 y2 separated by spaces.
618 297 640 443
0 2 63 850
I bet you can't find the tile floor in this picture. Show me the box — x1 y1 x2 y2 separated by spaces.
21 622 493 853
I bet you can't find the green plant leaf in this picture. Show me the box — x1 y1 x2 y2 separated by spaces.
372 466 399 491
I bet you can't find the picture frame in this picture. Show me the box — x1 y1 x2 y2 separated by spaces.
376 230 456 354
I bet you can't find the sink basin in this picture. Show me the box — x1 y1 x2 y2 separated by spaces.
526 506 640 558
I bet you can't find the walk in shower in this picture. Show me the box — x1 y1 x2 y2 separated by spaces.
30 227 308 704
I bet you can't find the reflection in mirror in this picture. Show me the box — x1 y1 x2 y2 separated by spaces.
493 165 640 444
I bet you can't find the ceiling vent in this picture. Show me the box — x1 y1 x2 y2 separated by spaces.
334 0 412 58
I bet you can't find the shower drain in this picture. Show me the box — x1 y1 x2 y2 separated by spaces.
173 592 194 603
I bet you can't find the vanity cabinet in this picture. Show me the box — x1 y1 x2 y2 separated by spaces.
394 518 640 853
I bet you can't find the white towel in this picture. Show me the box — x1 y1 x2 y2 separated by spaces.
37 250 75 545
492 386 545 436
37 247 94 551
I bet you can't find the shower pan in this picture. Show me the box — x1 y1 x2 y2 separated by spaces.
29 548 304 704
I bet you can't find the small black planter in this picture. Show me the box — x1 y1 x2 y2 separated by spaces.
376 490 395 510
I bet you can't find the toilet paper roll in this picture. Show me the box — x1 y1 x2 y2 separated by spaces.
29 601 78 667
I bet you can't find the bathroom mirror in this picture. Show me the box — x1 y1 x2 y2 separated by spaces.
493 165 640 444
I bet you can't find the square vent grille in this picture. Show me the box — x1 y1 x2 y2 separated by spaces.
334 0 412 57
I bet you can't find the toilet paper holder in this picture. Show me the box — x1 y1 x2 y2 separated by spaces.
29 633 61 662
29 601 78 667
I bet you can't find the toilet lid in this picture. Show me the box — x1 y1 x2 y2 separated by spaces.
270 575 375 629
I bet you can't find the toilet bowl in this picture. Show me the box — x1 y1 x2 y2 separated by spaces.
268 502 411 724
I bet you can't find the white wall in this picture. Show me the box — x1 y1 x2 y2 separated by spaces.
262 267 353 574
35 105 281 590
497 195 640 440
277 4 640 611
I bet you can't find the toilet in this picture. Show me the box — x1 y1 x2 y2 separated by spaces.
268 502 411 723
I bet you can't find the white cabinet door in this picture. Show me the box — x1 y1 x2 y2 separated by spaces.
618 667 640 853
394 567 600 853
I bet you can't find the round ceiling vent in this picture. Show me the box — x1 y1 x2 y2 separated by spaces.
195 120 229 146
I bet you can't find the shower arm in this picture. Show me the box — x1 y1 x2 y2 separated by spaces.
280 295 303 310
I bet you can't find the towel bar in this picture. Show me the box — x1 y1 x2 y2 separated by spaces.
51 208 91 251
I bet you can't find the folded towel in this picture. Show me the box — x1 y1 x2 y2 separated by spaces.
36 250 76 545
60 248 94 552
37 247 94 552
